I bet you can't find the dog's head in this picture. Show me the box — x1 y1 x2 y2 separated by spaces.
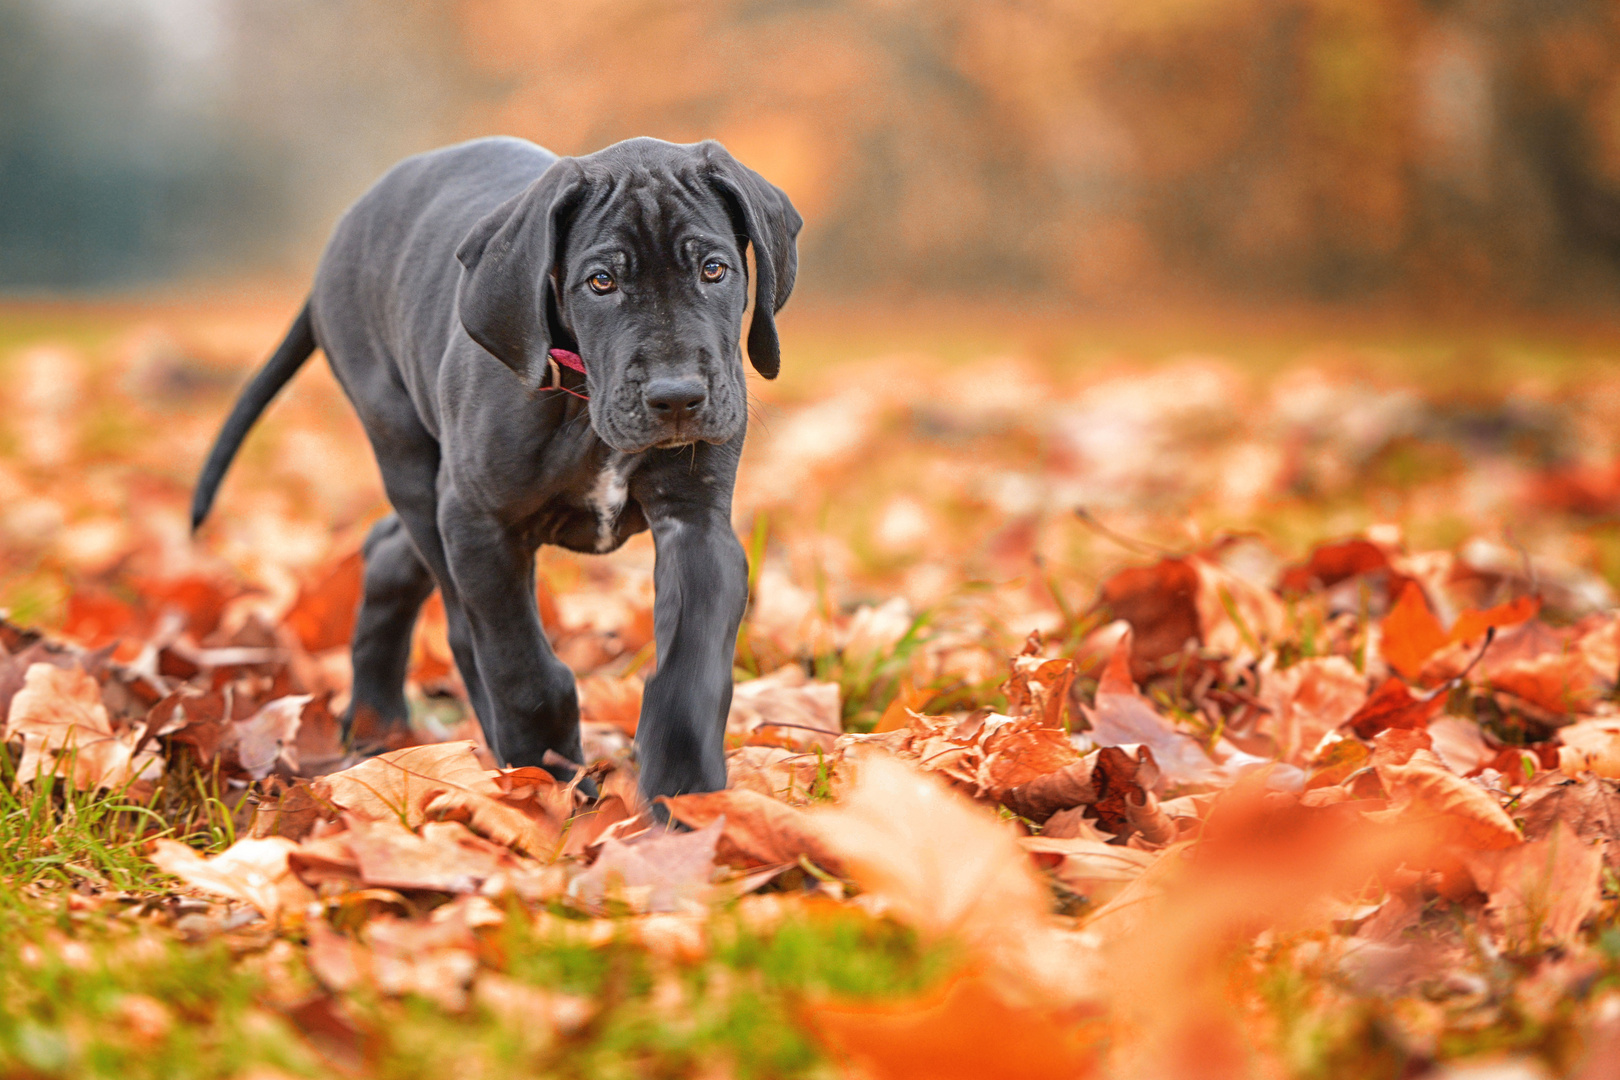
454 138 801 453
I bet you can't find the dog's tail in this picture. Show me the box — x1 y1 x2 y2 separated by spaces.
190 301 317 533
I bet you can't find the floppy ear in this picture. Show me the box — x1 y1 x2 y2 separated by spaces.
455 159 582 389
702 143 803 380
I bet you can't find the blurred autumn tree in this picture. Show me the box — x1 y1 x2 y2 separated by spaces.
5 0 1620 306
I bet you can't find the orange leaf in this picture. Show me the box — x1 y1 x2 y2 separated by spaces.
1450 595 1539 645
283 549 364 653
1381 581 1448 681
805 973 1103 1080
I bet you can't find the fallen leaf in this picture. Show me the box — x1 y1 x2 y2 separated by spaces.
1021 835 1157 903
344 817 521 894
1084 631 1221 787
4 662 159 790
660 788 844 873
283 549 364 653
810 754 1094 1001
578 674 643 736
569 818 722 913
727 665 842 752
1346 677 1446 740
234 694 310 779
1517 772 1620 870
1465 822 1602 950
1259 656 1368 762
1381 581 1449 681
148 836 314 921
1001 634 1077 729
1557 718 1620 779
1093 558 1200 675
806 973 1103 1080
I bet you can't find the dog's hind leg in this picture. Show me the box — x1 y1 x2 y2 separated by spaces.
344 514 435 746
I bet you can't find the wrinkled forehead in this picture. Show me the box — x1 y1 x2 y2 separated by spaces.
566 167 739 262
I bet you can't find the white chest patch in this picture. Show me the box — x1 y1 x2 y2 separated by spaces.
585 454 629 552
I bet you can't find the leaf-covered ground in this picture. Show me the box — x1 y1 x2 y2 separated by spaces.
7 301 1620 1078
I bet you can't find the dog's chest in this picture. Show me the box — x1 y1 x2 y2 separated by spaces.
583 454 630 553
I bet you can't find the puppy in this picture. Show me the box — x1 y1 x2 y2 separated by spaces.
192 136 801 802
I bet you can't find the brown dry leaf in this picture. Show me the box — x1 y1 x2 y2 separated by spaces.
977 719 1085 800
1083 631 1220 787
1278 537 1396 596
250 779 325 841
660 788 844 873
995 748 1098 823
1346 677 1446 740
727 665 842 752
1259 656 1367 762
234 694 310 779
283 549 364 653
1372 748 1520 852
148 836 314 921
1465 822 1602 950
1518 772 1620 870
577 674 643 736
805 973 1103 1080
4 662 159 790
1381 581 1449 681
344 817 522 894
724 744 821 801
569 818 722 914
1427 716 1492 776
1092 558 1201 675
810 754 1096 1002
1001 633 1077 729
1021 835 1157 904
1557 718 1620 778
363 913 482 1011
1191 553 1288 661
311 741 566 857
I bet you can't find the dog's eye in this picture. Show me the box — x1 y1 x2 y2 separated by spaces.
701 260 726 283
588 271 616 295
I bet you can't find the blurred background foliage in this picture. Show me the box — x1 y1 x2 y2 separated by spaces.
6 0 1620 308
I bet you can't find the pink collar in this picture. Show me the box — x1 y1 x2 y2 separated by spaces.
548 348 586 374
545 348 588 400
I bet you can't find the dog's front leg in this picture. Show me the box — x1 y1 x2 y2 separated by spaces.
437 491 584 775
632 454 749 804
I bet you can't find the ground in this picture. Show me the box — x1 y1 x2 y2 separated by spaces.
5 297 1620 1078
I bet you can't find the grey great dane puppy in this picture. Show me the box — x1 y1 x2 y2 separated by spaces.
190 136 802 803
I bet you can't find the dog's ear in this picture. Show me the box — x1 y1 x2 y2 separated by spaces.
455 159 582 389
702 143 803 380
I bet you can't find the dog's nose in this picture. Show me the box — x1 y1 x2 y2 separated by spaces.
643 378 707 421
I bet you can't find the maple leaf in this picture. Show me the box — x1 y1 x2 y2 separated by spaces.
148 836 314 922
577 673 643 736
282 548 364 653
1258 655 1367 762
1517 772 1620 870
569 817 722 914
1465 822 1603 951
726 664 842 752
1381 581 1450 681
234 694 310 779
1083 630 1222 787
1001 633 1077 729
810 754 1096 1003
342 817 523 894
310 741 566 858
805 973 1104 1080
4 662 160 791
659 788 844 873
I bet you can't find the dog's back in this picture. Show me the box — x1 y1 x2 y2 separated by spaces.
313 137 561 422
